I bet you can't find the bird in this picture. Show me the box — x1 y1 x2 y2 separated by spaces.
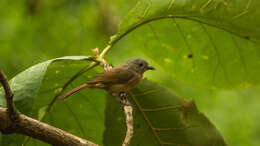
58 58 155 101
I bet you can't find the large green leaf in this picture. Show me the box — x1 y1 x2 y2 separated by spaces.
0 56 106 146
104 79 226 146
108 0 260 89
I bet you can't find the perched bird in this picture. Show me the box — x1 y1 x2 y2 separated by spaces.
58 58 155 100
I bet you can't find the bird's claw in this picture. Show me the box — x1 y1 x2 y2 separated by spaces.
118 91 127 100
118 91 132 111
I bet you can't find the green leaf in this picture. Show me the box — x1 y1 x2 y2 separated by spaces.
38 106 48 120
104 79 226 146
0 56 106 146
109 0 260 89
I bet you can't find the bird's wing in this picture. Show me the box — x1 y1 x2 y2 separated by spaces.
87 67 136 85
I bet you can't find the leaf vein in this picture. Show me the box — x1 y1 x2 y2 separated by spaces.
134 89 161 97
63 102 87 138
200 24 231 86
161 141 190 146
232 0 252 20
167 0 176 11
201 0 213 10
211 62 219 88
153 125 199 131
172 19 196 71
142 105 182 112
71 82 103 121
129 91 163 145
230 34 249 84
148 24 164 47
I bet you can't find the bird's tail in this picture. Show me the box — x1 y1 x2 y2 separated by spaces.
58 83 89 100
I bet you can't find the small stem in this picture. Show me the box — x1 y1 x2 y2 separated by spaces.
100 44 112 59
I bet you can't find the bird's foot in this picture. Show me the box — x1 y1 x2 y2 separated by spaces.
118 92 132 111
104 63 113 71
118 91 127 100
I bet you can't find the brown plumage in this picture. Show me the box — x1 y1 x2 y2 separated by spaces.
58 58 155 100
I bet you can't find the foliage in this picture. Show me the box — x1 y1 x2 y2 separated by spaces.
0 0 260 146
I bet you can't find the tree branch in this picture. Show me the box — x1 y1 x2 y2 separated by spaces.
0 108 97 146
0 70 19 121
93 48 134 146
0 70 97 146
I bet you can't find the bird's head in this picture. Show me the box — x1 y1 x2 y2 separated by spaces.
123 58 155 74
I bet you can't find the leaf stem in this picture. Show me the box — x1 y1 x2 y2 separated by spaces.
100 44 112 59
109 14 258 46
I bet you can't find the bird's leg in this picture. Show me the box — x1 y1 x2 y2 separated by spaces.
119 91 127 100
118 92 132 110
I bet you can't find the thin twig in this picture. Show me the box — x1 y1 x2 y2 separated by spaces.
0 70 19 121
93 48 134 146
122 105 133 146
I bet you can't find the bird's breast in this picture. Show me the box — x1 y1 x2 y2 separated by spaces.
108 73 142 93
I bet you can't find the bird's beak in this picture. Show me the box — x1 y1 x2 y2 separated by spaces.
147 65 155 70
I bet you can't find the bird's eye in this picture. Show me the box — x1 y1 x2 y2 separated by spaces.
139 63 143 67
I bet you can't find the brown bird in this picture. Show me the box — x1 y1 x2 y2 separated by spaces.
58 58 155 100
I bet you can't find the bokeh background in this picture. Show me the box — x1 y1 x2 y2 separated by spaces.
0 0 259 145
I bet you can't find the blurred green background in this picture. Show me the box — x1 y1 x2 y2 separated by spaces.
0 0 132 78
0 0 259 145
